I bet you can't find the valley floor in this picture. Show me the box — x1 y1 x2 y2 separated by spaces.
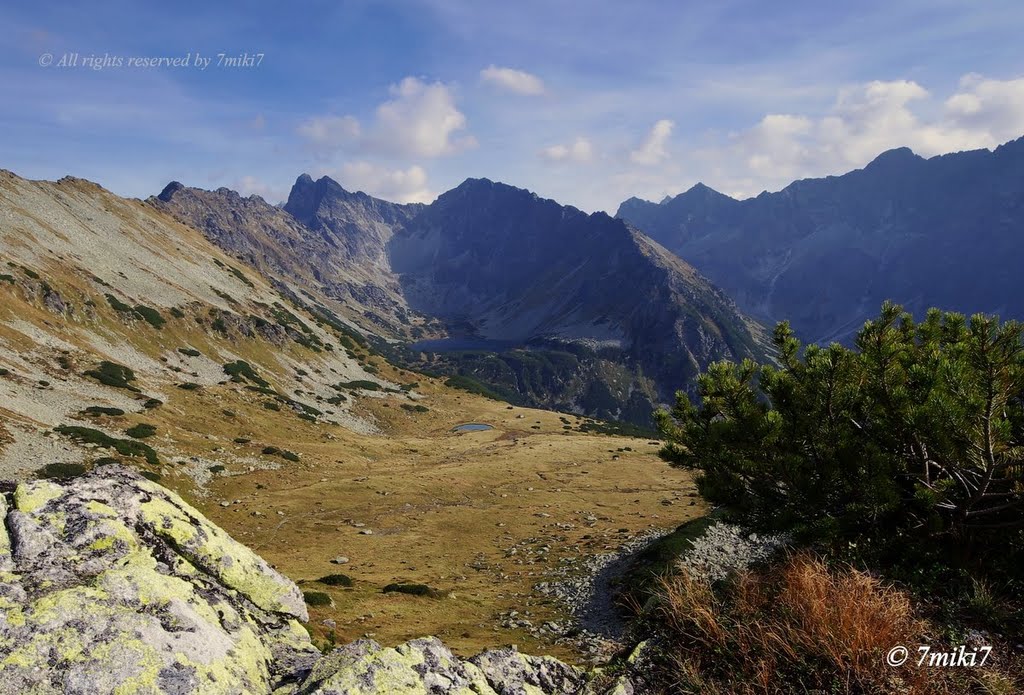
198 387 703 660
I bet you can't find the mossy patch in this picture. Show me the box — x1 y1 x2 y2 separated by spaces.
315 574 353 587
36 462 88 479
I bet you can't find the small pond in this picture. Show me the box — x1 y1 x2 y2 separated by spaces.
451 423 494 432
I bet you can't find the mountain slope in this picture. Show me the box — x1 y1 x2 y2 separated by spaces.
154 175 768 424
617 136 1024 343
389 179 765 414
149 180 433 339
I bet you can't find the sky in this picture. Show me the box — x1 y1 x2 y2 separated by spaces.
2 0 1024 213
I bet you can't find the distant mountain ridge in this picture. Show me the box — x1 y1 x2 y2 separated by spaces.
617 136 1024 344
152 174 767 423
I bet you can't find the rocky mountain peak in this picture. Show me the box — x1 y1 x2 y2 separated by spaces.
157 180 185 202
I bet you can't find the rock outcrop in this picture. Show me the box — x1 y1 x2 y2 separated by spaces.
0 467 644 694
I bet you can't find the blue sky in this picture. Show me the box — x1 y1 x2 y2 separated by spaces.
3 0 1024 212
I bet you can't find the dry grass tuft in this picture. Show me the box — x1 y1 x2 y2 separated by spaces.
652 552 996 694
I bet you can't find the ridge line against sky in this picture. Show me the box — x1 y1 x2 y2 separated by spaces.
3 0 1024 213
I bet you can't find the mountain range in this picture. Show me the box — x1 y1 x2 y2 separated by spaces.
617 136 1024 344
153 174 765 425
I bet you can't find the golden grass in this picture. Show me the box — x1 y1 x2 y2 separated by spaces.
653 553 980 695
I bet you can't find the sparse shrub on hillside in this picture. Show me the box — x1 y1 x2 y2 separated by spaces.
382 583 441 598
303 591 332 607
169 306 185 318
280 450 299 462
177 382 201 391
178 347 201 358
223 360 270 388
263 401 280 411
140 471 162 482
261 446 280 455
83 361 140 392
104 294 134 313
400 403 429 413
335 380 381 391
233 437 251 444
19 265 40 280
0 368 10 377
0 274 15 283
92 457 120 466
226 264 254 287
37 462 88 479
133 304 166 329
211 317 228 334
53 425 159 465
143 398 162 409
316 574 353 587
82 406 125 417
209 465 226 474
125 423 157 439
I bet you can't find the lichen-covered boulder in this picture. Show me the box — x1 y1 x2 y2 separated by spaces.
0 466 318 694
297 637 498 694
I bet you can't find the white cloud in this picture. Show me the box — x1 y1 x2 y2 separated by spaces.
320 161 434 204
540 136 593 163
297 77 475 159
689 75 1024 198
296 115 360 149
372 77 477 157
630 119 674 165
480 65 546 95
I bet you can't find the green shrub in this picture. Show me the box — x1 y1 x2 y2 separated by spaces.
0 274 15 283
400 404 429 413
92 457 121 466
335 380 381 391
83 361 139 392
178 348 202 358
0 368 10 376
125 423 157 439
223 360 270 388
143 398 162 409
209 465 226 474
37 462 88 479
226 265 254 287
20 265 40 280
382 583 441 598
177 382 201 391
133 304 166 329
263 401 281 411
316 574 353 587
53 425 159 465
140 471 162 482
303 591 332 607
262 446 280 455
104 293 134 313
233 437 251 444
169 307 186 319
82 406 125 417
658 302 1024 578
281 450 299 462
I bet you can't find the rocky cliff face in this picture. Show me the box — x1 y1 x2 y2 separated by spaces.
0 467 645 694
617 137 1024 344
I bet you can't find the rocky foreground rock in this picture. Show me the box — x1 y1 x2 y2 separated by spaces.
0 467 643 694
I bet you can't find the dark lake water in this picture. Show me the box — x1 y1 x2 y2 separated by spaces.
409 338 520 353
451 423 495 432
